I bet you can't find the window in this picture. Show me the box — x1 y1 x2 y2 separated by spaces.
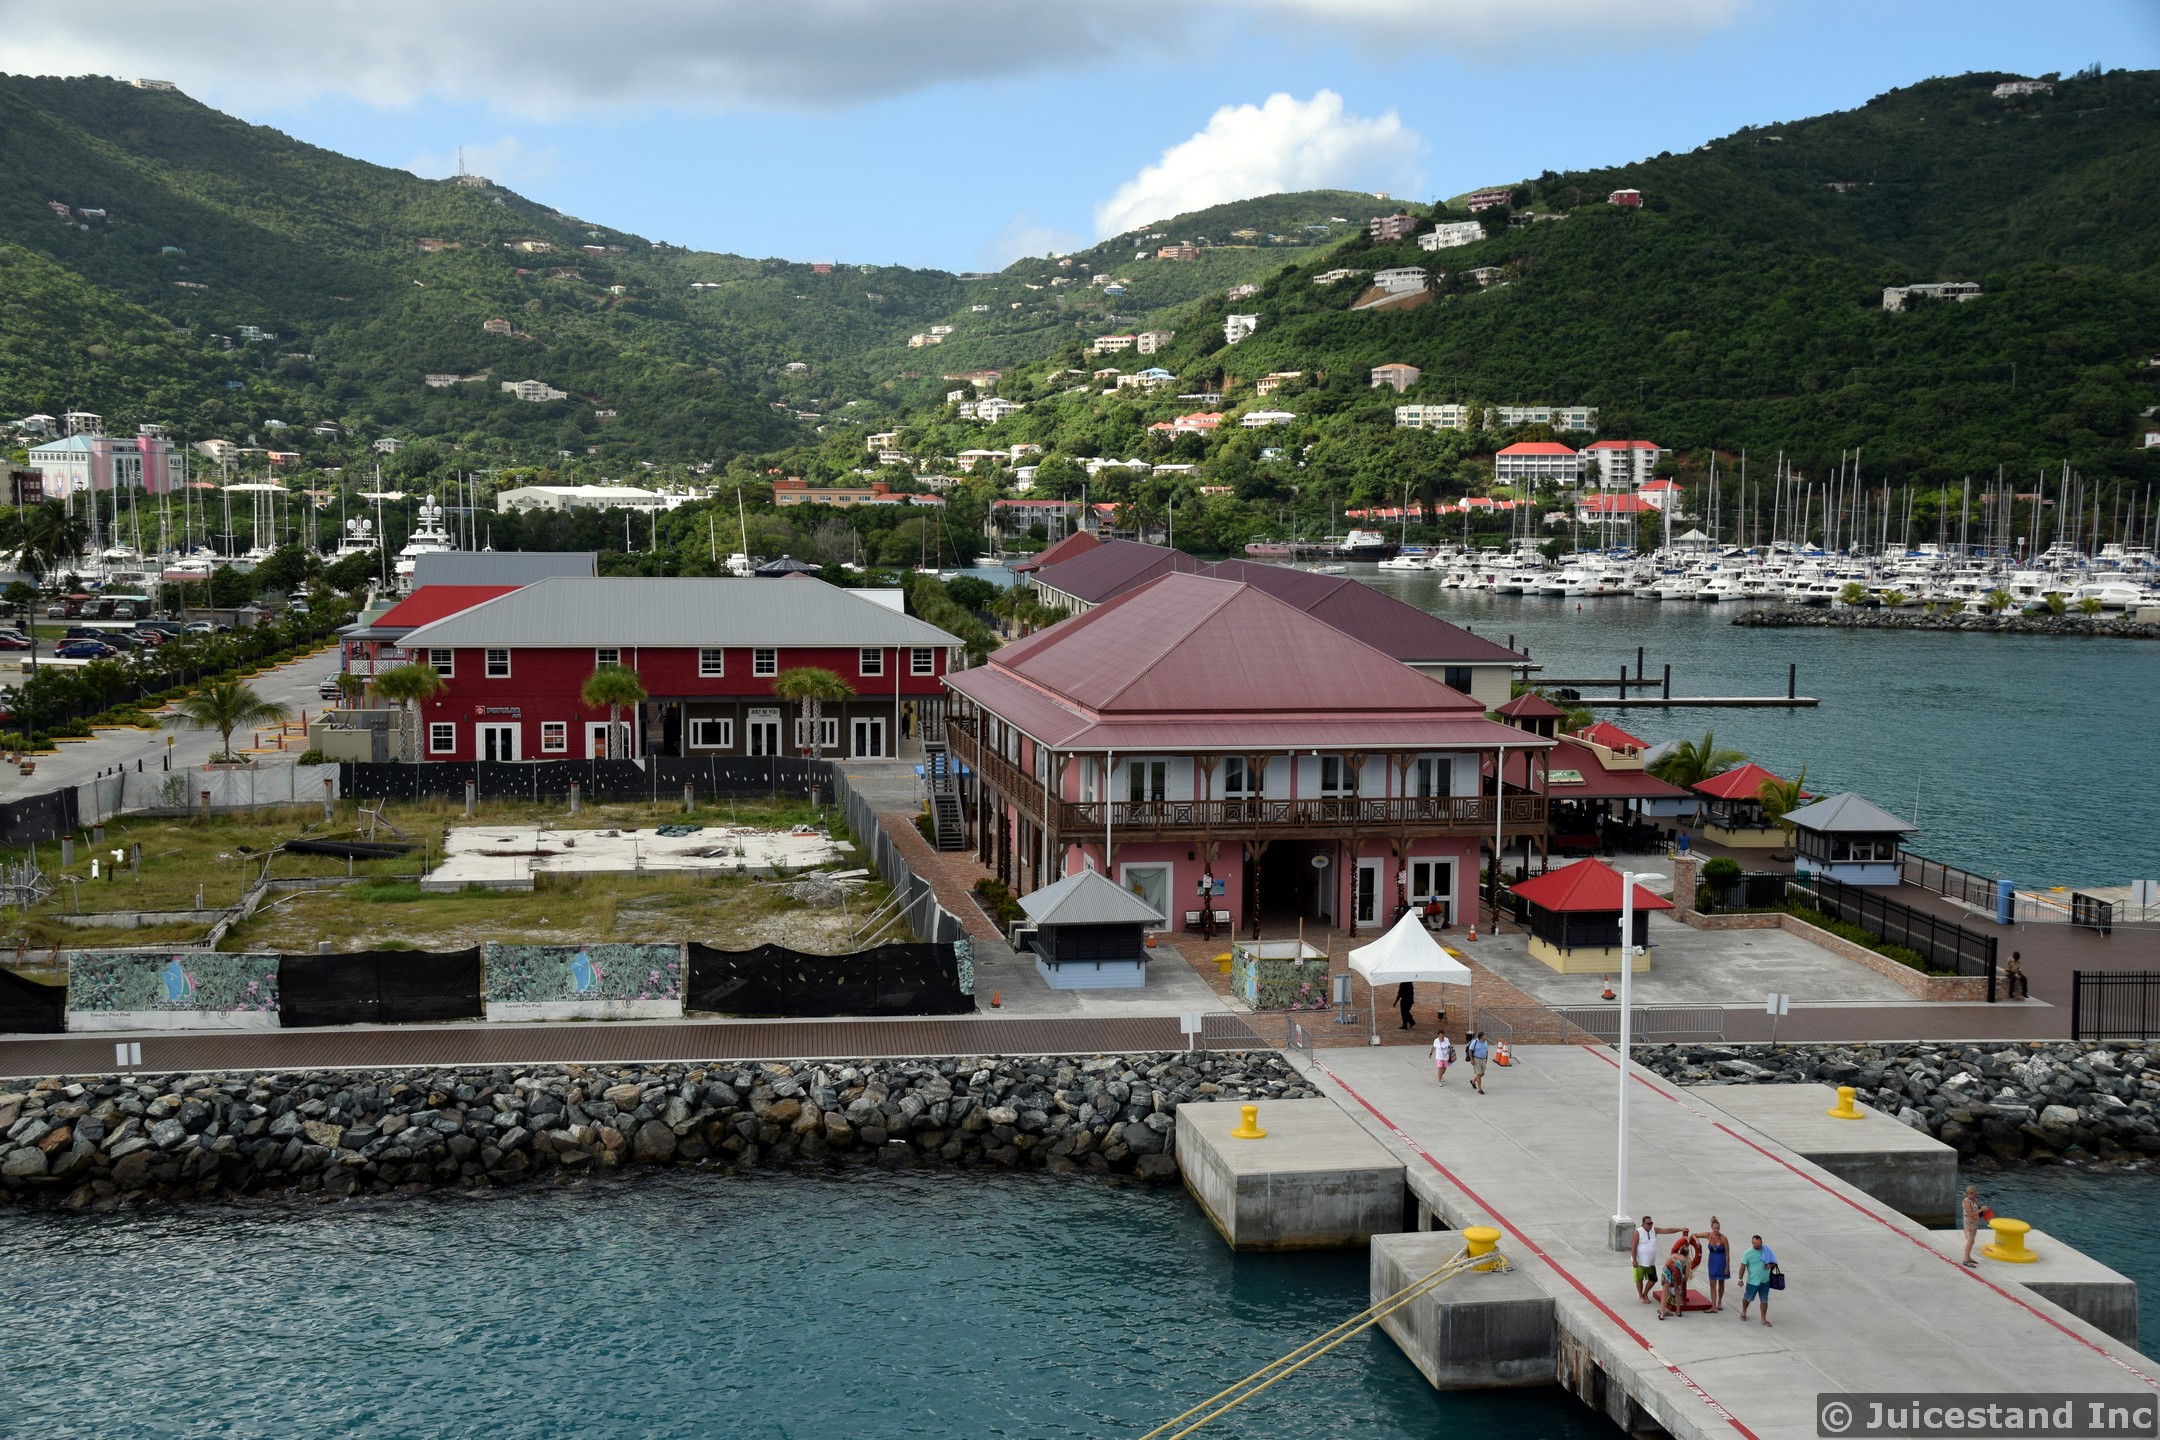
1320 756 1357 795
1126 758 1168 803
595 647 621 668
540 721 567 753
753 648 777 677
428 722 456 754
485 648 511 678
859 647 883 677
428 648 454 677
698 648 726 677
911 647 936 676
689 718 734 749
1441 666 1473 694
1222 756 1261 796
793 716 839 748
1412 757 1453 798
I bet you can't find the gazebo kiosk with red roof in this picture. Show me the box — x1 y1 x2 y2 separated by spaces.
1508 859 1673 974
1691 763 1799 850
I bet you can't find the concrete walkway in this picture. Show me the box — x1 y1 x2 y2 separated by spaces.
1304 1044 2156 1440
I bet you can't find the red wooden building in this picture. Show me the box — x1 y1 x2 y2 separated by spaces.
392 577 963 761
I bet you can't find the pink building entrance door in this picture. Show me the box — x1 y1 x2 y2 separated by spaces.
1411 858 1454 927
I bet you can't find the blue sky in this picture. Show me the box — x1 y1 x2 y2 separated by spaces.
15 0 2160 270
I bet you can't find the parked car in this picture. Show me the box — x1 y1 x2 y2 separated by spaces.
129 628 168 647
137 620 185 637
0 635 31 652
53 640 117 659
62 626 103 640
183 620 217 635
318 675 348 700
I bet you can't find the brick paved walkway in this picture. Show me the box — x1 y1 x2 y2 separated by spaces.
876 805 1003 943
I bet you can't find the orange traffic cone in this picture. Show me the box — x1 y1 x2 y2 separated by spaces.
1466 922 1478 942
1601 976 1616 1001
1495 1039 1512 1067
991 990 1001 1009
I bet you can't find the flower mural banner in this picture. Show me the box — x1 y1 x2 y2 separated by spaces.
66 951 281 1031
482 943 683 1022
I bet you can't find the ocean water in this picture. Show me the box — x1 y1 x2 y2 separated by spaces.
1359 574 2160 888
1964 1165 2160 1358
0 1169 1608 1440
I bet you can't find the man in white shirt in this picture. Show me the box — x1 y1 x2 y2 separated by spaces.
1632 1215 1679 1303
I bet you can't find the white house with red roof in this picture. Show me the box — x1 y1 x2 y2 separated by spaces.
1582 438 1668 488
1638 478 1683 512
942 572 1552 937
1494 441 1582 484
1575 493 1655 524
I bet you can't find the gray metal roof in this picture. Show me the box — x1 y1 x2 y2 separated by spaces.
396 576 963 649
411 552 598 587
1018 868 1166 926
1783 791 1917 835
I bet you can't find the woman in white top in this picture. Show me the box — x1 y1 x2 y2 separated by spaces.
1431 1033 1453 1085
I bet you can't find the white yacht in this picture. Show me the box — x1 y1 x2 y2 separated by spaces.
393 496 457 589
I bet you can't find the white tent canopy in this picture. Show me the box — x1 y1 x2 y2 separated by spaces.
1347 910 1472 986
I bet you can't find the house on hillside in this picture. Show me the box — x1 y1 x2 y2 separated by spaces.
1372 267 1428 295
1239 409 1296 428
1494 442 1582 484
1224 314 1259 344
1156 244 1199 261
942 571 1552 931
1396 404 1474 432
1882 281 1980 311
1255 372 1303 396
1369 213 1419 242
1370 363 1422 394
1993 80 2053 98
1135 330 1175 354
1465 188 1513 212
483 318 513 335
1090 334 1137 354
1608 189 1642 207
501 379 568 402
1420 221 1485 251
1582 439 1667 488
1313 268 1365 286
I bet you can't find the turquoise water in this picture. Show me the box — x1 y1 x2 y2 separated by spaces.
0 1170 1608 1440
1964 1166 2160 1358
1359 572 2160 887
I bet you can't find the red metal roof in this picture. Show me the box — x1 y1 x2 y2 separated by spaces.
1497 442 1577 456
1200 559 1524 666
372 586 520 630
949 572 1552 754
1583 439 1661 450
1691 762 1790 800
1502 740 1691 801
1496 692 1565 718
1573 720 1648 751
1009 530 1100 574
1510 859 1673 913
1579 495 1654 514
1025 538 1203 604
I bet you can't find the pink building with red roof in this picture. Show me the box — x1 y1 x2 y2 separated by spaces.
1582 439 1669 488
942 572 1552 937
1493 441 1581 484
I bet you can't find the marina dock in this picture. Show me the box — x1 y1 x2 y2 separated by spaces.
1179 1046 2150 1439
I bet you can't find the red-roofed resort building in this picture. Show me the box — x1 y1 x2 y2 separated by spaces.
942 573 1554 934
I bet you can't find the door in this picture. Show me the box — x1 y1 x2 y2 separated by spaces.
747 708 782 757
1120 863 1170 928
477 723 518 762
851 716 885 759
585 721 613 759
1354 858 1382 927
1127 759 1168 803
1410 859 1454 926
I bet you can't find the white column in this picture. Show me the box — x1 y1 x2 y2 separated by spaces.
1614 869 1636 1230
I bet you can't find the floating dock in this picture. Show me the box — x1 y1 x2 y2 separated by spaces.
1175 1046 2148 1440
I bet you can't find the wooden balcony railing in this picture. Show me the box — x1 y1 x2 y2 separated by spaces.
1052 793 1545 837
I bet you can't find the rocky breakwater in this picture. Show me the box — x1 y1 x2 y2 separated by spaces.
1641 1041 2160 1164
0 1051 1311 1210
1733 606 2160 639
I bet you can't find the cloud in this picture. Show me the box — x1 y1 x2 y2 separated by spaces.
1093 91 1418 238
2 0 1743 117
405 136 560 185
979 213 1088 270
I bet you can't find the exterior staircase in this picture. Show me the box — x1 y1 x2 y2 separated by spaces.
923 742 968 852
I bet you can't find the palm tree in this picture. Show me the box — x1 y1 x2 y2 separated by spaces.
12 500 91 674
1881 590 1908 609
1983 588 2015 614
163 677 291 763
581 663 648 760
1755 765 1809 843
772 666 856 762
2042 591 2068 616
372 662 446 763
1838 581 1867 607
1647 730 1745 787
2076 596 2105 617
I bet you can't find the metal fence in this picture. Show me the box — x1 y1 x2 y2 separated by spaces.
834 771 968 949
339 756 835 804
1792 875 1998 997
1697 872 1791 912
1549 1004 1728 1045
1285 1017 1316 1064
2071 893 2115 936
1900 852 1999 910
2072 972 2160 1041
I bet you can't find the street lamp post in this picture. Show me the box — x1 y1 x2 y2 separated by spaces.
1613 868 1636 1242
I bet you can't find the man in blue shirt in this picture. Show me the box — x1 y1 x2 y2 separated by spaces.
1738 1234 1777 1327
1468 1032 1492 1094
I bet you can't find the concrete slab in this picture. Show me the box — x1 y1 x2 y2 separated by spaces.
1296 1045 2153 1440
1372 1231 1556 1389
1697 1083 1958 1224
423 823 850 888
1922 1227 2140 1349
1175 1095 1405 1250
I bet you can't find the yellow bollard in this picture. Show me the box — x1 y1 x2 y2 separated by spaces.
1215 952 1233 974
1229 1104 1268 1140
1982 1218 2038 1263
1826 1085 1864 1120
1464 1224 1503 1271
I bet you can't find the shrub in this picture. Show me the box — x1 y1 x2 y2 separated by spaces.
972 876 1025 929
1784 902 1955 975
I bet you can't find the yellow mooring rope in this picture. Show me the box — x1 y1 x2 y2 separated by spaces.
1133 1244 1496 1440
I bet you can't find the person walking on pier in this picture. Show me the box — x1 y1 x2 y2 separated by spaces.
1702 1218 1730 1312
1468 1032 1492 1093
1396 981 1417 1030
1961 1185 1985 1267
1431 1032 1453 1085
1632 1217 1679 1303
1737 1235 1777 1327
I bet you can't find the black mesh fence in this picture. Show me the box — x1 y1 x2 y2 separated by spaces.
277 947 484 1027
0 966 65 1033
341 757 835 804
685 942 969 1017
0 786 78 847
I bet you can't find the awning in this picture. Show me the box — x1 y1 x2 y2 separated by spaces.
1347 910 1473 986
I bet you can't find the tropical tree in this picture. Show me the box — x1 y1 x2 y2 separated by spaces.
2076 596 2105 616
1755 765 1809 842
1838 581 1867 607
581 663 648 760
2042 591 2068 616
1881 590 1908 609
772 666 856 763
1647 730 1745 787
163 677 291 763
1983 588 2015 614
333 672 367 707
372 662 446 763
12 500 91 673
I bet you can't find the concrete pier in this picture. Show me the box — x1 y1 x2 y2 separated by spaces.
1702 1082 1958 1223
1297 1046 2155 1440
1175 1097 1405 1250
1370 1232 1556 1389
1923 1226 2141 1349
